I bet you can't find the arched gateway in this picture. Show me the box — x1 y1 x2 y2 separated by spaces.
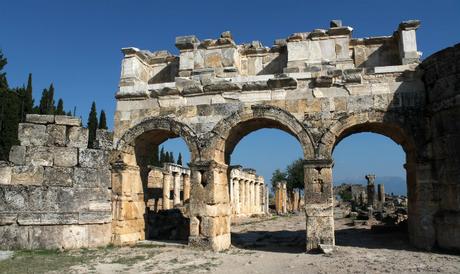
110 19 460 252
4 19 459 252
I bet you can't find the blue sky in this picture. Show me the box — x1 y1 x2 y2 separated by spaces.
3 0 459 192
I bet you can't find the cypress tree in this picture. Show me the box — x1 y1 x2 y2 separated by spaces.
159 146 165 165
87 101 98 148
177 152 183 166
98 110 107 129
38 88 49 114
24 74 34 116
66 110 72 116
47 83 55 114
56 99 65 115
169 152 174 163
152 146 159 166
0 51 20 160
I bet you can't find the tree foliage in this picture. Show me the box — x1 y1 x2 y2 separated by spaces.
98 110 107 129
87 101 98 148
177 152 183 165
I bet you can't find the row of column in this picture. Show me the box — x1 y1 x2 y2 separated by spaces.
160 164 191 210
229 177 268 216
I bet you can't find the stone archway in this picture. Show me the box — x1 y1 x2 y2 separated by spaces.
315 112 437 250
111 117 200 245
187 105 315 251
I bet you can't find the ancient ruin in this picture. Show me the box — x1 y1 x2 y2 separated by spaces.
229 166 268 218
1 19 460 252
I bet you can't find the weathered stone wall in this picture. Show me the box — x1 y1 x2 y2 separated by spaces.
0 115 113 249
421 43 460 250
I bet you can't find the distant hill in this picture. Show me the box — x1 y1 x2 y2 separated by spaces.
334 176 407 196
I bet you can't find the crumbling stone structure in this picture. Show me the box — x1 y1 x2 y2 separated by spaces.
0 115 112 249
229 166 268 218
366 174 376 208
1 19 459 252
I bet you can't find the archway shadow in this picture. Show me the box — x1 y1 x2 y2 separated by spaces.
335 225 414 251
231 230 306 253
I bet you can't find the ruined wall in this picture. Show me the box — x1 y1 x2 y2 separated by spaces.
0 115 112 249
422 43 460 250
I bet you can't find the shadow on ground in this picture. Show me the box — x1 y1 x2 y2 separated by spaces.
231 224 414 253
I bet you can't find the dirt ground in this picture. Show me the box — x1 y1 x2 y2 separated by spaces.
1 213 459 274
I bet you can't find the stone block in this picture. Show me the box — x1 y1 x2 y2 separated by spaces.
46 124 67 146
67 126 89 148
79 149 108 168
94 129 113 150
25 114 54 124
9 145 26 165
25 146 53 166
18 123 47 146
44 167 74 187
78 211 112 224
0 162 12 184
73 167 100 188
0 213 17 225
17 212 79 225
11 165 44 186
55 115 82 126
53 147 78 167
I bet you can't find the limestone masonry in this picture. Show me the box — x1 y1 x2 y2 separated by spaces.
1 19 459 252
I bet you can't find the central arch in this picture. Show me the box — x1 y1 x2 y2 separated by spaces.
209 105 315 164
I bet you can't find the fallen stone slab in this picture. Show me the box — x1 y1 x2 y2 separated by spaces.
319 244 335 254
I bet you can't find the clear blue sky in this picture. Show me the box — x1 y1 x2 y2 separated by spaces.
3 0 459 192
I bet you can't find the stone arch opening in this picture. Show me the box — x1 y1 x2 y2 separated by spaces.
111 117 198 245
198 105 315 252
319 115 422 250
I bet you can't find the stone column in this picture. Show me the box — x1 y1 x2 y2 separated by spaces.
173 172 181 206
378 184 385 205
239 179 245 215
366 174 376 209
229 177 234 205
275 182 281 214
254 182 259 213
304 159 334 252
282 182 287 214
245 180 250 214
162 171 172 210
250 181 255 214
234 178 240 215
265 186 269 214
397 20 420 64
183 173 191 203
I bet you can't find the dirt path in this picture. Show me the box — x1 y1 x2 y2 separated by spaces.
1 214 459 273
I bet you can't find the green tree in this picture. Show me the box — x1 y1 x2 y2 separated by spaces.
47 83 55 114
159 146 165 165
152 146 159 166
56 98 65 115
38 88 49 114
177 152 183 165
169 152 175 163
271 169 287 190
0 51 20 160
24 73 34 117
0 50 7 91
286 158 304 190
98 110 107 129
66 110 72 116
87 101 98 148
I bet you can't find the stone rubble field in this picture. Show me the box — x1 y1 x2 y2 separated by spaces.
1 213 459 274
